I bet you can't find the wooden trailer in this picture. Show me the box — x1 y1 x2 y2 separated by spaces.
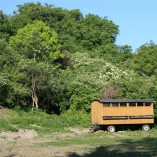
91 99 154 132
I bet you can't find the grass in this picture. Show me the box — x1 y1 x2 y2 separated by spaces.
1 108 157 156
0 108 91 133
39 129 156 147
38 129 157 157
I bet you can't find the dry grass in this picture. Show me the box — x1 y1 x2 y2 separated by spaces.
0 128 157 157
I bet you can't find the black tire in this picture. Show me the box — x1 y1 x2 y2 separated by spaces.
107 126 115 132
142 124 150 131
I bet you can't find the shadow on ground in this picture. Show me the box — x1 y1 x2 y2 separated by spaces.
68 137 157 157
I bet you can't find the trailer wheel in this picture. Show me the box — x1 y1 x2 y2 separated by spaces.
142 125 150 131
107 126 115 132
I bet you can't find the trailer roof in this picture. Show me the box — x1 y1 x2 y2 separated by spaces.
92 99 155 103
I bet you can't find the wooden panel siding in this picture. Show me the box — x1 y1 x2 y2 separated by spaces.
91 99 154 126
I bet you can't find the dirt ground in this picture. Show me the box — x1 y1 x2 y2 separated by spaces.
1 128 157 157
0 128 91 157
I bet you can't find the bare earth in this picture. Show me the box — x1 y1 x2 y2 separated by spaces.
0 128 90 157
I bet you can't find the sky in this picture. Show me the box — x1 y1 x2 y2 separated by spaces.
0 0 157 52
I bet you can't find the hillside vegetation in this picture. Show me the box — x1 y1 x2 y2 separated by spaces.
0 2 157 116
0 108 90 133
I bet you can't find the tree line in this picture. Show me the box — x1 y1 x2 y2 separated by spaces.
0 2 157 114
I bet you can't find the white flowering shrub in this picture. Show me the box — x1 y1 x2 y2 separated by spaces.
58 52 154 112
70 52 136 87
0 73 8 86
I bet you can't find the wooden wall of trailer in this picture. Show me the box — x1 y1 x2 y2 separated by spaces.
91 101 154 126
91 101 102 125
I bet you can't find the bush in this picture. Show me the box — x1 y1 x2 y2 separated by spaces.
0 108 91 133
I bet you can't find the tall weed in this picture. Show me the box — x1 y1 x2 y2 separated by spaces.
0 108 91 133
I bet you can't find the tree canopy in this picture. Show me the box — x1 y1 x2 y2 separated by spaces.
134 41 157 76
0 2 157 114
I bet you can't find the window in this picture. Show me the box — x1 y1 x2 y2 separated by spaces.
103 103 110 107
129 102 136 106
137 102 143 106
112 103 119 107
120 102 127 107
145 102 152 106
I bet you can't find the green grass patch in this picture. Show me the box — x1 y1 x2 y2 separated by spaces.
38 129 157 157
0 119 18 132
0 108 91 133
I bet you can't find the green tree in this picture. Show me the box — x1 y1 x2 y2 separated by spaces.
133 41 157 76
9 3 119 54
0 11 11 39
2 2 152 115
117 76 154 99
0 39 30 107
8 21 62 110
79 14 119 50
9 20 62 62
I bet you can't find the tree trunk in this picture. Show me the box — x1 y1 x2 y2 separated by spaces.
31 76 38 111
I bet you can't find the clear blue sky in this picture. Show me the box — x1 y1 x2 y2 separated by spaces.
0 0 157 51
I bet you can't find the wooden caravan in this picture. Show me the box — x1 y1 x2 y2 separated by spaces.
91 99 154 132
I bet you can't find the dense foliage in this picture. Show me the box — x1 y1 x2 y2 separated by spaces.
0 2 157 114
